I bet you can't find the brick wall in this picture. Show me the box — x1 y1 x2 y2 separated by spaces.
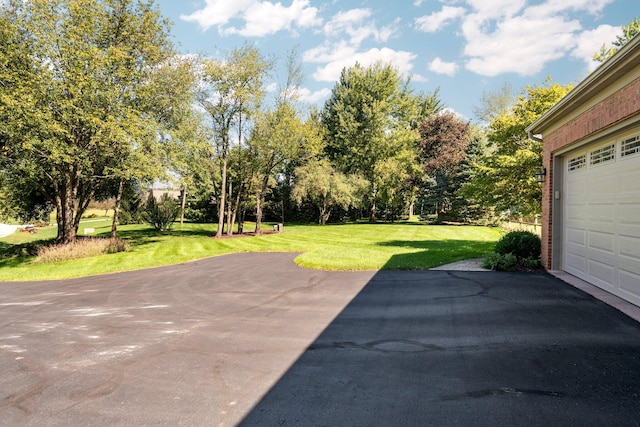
540 76 640 269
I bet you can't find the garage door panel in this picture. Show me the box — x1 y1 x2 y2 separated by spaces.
619 270 640 306
566 203 586 221
587 203 616 224
588 230 615 253
565 252 586 274
565 176 586 198
587 186 616 202
587 259 616 289
620 235 640 260
562 138 640 308
617 169 640 192
565 227 586 246
619 203 640 226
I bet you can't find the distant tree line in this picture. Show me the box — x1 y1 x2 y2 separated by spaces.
1 0 636 243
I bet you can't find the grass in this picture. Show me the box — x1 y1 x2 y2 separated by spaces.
0 221 504 281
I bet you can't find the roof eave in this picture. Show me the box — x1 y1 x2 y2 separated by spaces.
526 35 640 137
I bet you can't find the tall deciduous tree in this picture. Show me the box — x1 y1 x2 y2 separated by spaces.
249 102 308 234
292 159 367 225
462 80 572 217
322 62 423 220
473 82 514 124
416 112 471 220
197 44 271 238
0 0 194 243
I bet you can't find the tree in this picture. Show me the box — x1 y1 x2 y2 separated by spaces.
246 49 319 234
322 62 423 220
462 80 572 217
473 82 514 124
249 102 307 233
593 17 640 63
0 0 193 243
417 112 470 178
416 112 471 220
143 191 180 232
292 159 367 225
197 44 271 238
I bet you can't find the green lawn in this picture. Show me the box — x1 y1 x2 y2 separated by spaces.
0 221 503 281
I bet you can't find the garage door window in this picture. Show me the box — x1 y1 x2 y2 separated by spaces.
590 144 615 165
568 154 586 171
621 135 640 157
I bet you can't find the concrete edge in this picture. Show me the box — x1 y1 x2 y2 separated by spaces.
549 270 640 324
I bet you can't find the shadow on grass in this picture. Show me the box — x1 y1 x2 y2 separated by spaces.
377 239 495 269
99 223 214 248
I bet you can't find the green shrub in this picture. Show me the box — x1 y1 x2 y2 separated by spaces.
494 230 541 260
521 257 541 269
143 192 180 231
482 252 518 271
119 191 145 225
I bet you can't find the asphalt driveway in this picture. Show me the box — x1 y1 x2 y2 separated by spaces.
1 253 640 426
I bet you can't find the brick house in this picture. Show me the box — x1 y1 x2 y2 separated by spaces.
526 35 640 306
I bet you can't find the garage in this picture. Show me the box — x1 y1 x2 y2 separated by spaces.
563 134 640 305
526 34 640 307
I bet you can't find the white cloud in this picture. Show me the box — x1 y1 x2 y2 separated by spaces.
464 13 581 76
226 0 321 37
571 24 620 70
428 57 459 76
322 8 398 45
534 0 614 15
298 87 332 103
465 0 526 21
458 0 617 77
266 82 278 93
415 6 466 33
310 47 416 82
441 107 469 122
180 0 253 30
303 7 407 83
181 0 321 37
411 73 428 83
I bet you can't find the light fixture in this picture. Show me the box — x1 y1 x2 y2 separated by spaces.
535 166 546 183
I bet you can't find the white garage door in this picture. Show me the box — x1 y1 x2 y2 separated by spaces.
563 133 640 306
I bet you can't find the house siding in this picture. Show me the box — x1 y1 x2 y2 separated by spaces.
540 76 640 269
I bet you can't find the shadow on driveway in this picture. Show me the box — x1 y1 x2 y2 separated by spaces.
241 262 640 425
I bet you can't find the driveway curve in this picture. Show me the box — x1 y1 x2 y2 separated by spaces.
1 253 640 426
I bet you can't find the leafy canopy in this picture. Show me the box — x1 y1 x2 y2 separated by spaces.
0 0 195 242
593 17 639 63
462 80 572 217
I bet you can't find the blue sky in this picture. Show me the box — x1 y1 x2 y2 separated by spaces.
155 0 637 121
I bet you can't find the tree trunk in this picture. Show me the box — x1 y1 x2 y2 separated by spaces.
226 180 233 236
369 183 377 222
319 207 332 225
59 193 76 243
254 191 263 235
255 174 271 235
180 185 187 226
111 179 124 239
56 171 78 244
215 156 227 238
230 186 242 236
238 207 245 234
369 201 377 222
